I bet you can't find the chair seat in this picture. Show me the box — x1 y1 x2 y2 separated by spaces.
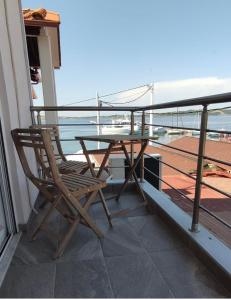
83 168 112 181
60 173 107 194
58 160 90 174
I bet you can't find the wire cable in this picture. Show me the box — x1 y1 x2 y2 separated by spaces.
64 83 151 106
102 85 152 105
65 97 96 106
99 83 151 98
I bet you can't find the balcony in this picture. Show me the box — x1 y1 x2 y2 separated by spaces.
0 186 230 298
1 93 231 297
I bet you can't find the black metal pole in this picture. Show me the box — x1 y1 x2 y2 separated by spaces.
191 105 208 232
140 111 145 182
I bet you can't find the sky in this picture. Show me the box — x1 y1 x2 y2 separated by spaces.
22 0 231 113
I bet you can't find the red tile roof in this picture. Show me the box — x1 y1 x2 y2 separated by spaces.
22 8 60 27
161 136 231 173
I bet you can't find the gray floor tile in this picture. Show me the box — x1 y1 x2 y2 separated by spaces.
105 253 174 298
92 192 149 220
149 248 231 297
90 198 124 220
149 248 202 271
0 263 55 298
11 233 57 265
11 209 61 265
26 205 61 236
128 215 184 252
172 281 230 298
54 258 114 298
154 257 221 292
98 217 146 257
118 193 150 217
3 191 230 298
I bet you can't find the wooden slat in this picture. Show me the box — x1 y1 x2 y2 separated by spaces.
62 178 92 189
17 135 44 141
18 141 45 149
60 173 106 192
63 174 103 186
13 128 40 133
59 161 88 168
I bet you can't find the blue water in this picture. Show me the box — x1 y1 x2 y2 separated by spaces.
57 113 231 154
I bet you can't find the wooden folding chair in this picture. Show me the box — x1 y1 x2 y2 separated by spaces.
11 128 111 258
30 125 111 208
30 124 92 176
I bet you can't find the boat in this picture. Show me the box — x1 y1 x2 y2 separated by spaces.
153 127 167 135
191 130 200 136
101 119 140 135
207 132 220 139
168 129 185 135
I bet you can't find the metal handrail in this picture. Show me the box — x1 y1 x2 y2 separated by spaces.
30 105 139 112
133 92 231 111
43 123 122 126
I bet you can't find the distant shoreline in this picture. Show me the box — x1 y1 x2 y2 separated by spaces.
38 109 229 119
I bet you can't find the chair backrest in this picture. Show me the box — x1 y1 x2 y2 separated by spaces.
12 128 76 217
11 128 62 187
30 125 66 161
29 125 67 178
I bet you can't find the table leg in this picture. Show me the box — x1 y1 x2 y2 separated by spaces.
96 142 115 178
120 142 146 202
79 140 113 226
115 141 148 202
79 140 97 177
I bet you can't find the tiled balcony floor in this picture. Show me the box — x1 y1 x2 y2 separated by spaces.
0 190 230 298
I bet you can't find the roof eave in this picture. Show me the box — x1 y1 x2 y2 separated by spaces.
24 19 60 28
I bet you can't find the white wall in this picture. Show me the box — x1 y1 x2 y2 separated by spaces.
0 0 38 226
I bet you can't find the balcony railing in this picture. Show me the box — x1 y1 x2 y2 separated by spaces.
30 92 231 244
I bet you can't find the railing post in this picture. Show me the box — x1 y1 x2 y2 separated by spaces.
140 111 145 182
149 83 154 145
31 110 36 125
191 105 208 232
96 92 101 149
130 111 135 168
37 111 42 125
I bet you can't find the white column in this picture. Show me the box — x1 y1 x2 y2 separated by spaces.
38 28 58 124
0 0 38 225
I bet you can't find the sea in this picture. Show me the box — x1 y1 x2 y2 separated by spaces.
57 113 231 155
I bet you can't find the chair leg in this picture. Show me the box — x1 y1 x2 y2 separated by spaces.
51 191 103 258
98 190 113 227
82 190 112 228
83 215 104 238
71 193 104 239
54 217 80 259
31 196 61 241
54 210 104 259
